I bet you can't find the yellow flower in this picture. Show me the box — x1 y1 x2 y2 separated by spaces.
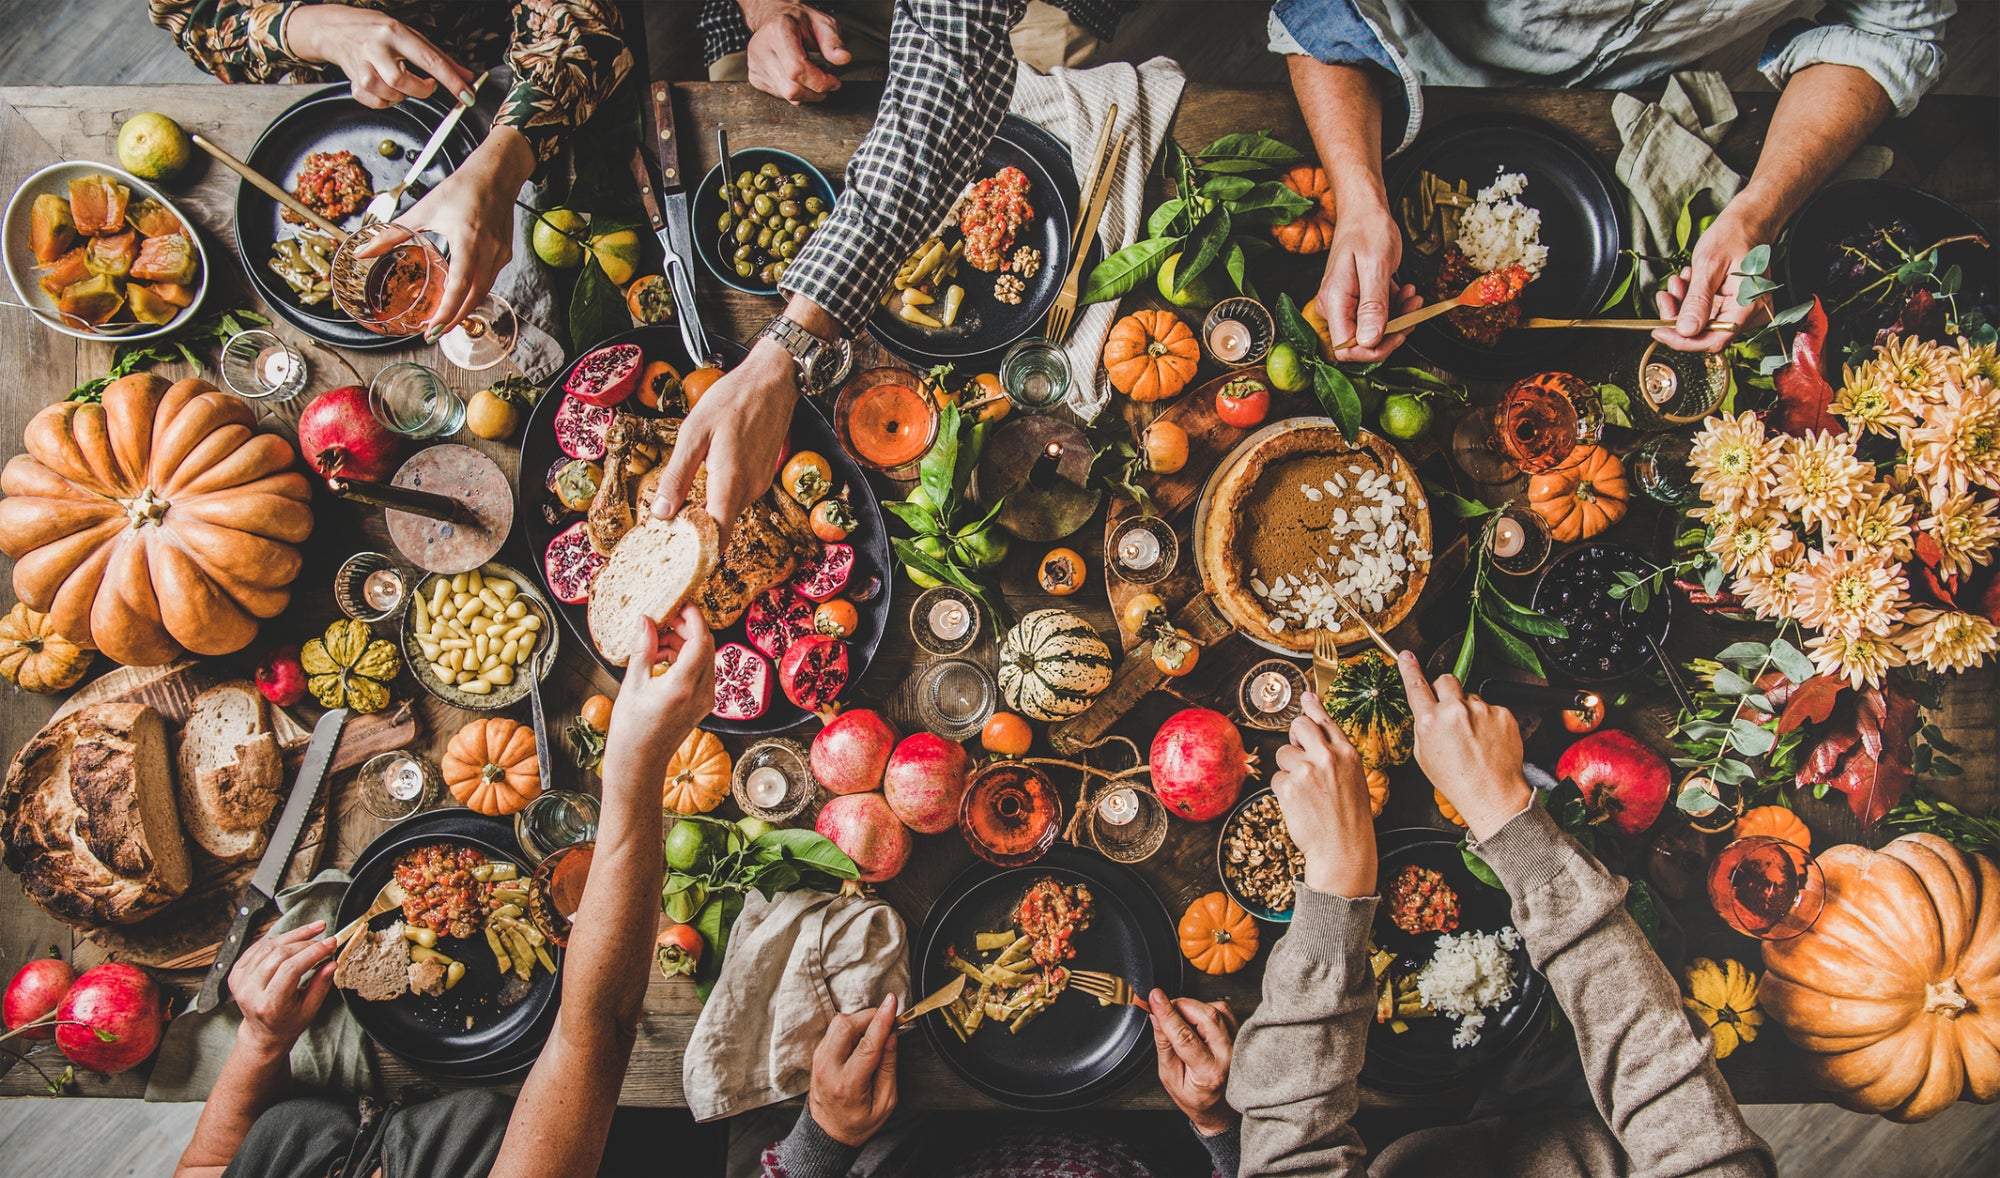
1949 337 2000 389
1871 335 1953 404
1706 510 1797 577
1733 559 1804 622
1791 545 1908 638
1830 363 1918 437
1896 608 2000 674
1770 431 1873 532
1689 412 1779 514
1906 376 2000 505
1827 485 1916 563
1921 491 2000 577
1806 629 1908 689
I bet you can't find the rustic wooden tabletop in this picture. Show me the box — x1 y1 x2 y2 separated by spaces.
1 80 1994 1110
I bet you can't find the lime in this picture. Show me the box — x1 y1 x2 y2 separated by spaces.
1265 343 1309 393
905 484 937 515
953 523 1009 570
1156 252 1225 310
1379 393 1434 440
736 816 775 842
116 113 192 182
665 820 717 872
905 534 948 590
532 208 587 269
589 229 642 285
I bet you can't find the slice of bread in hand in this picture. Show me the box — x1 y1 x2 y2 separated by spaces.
176 682 282 863
335 920 412 1003
588 506 721 665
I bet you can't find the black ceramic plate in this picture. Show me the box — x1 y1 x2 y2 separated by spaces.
516 325 892 736
1530 542 1670 685
333 809 560 1076
866 115 1090 368
691 147 839 295
915 845 1180 1111
1363 827 1549 1094
1387 113 1624 379
235 85 479 347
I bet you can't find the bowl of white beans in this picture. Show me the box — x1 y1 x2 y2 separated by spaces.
401 562 558 711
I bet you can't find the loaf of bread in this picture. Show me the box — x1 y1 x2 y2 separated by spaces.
0 703 191 927
176 681 283 863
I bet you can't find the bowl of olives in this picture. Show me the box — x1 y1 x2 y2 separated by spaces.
693 148 838 294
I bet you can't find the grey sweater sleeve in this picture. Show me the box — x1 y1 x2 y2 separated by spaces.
761 1107 860 1178
1471 804 1777 1178
1227 885 1378 1177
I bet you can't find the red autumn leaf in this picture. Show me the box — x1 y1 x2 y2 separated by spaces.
1771 297 1838 438
1794 683 1920 825
1877 287 1937 347
1915 532 1946 569
1776 675 1845 735
1912 558 1959 609
1973 564 2000 625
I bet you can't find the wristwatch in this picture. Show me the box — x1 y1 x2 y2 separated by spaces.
756 314 852 396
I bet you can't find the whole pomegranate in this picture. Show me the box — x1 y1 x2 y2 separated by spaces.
882 733 971 834
297 385 402 483
1151 708 1258 821
55 962 165 1074
3 956 73 1040
254 645 307 707
815 792 911 883
1556 729 1671 836
811 709 899 795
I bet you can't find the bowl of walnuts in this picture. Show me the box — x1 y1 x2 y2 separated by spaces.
1216 788 1306 923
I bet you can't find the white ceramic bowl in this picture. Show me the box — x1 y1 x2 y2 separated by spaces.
3 160 210 342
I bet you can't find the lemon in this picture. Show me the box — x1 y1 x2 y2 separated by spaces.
589 229 642 286
1379 393 1434 440
116 113 192 182
1266 342 1309 393
1156 252 1225 310
531 208 587 269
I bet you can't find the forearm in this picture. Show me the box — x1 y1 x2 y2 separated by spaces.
148 0 305 81
171 1032 294 1178
1473 806 1774 1177
1227 886 1376 1178
1288 57 1389 220
1731 63 1893 238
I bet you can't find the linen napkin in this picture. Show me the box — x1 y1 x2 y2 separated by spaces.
1009 58 1188 422
681 889 909 1122
146 870 379 1102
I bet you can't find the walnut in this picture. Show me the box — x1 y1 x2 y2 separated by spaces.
1221 793 1305 912
994 274 1025 305
1009 245 1042 279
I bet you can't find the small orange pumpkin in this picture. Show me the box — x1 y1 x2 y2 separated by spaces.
1366 767 1389 818
0 601 92 693
1733 805 1810 853
1272 166 1338 254
663 728 732 814
1528 445 1629 541
1179 891 1259 974
1435 789 1467 828
1104 310 1199 402
444 717 542 816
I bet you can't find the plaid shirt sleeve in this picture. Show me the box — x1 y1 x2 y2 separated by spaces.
779 0 1031 336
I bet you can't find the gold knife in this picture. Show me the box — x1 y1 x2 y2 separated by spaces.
896 974 967 1031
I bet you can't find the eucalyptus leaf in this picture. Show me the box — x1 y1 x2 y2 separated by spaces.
1716 641 1770 665
1729 718 1776 756
1739 244 1771 276
1677 782 1724 814
1709 758 1754 786
1712 668 1754 697
1766 300 1813 328
1768 638 1816 685
1081 236 1177 305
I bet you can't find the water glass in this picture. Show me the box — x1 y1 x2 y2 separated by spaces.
369 362 464 438
1633 433 1700 505
514 790 600 866
915 658 998 741
219 329 308 402
1000 336 1071 412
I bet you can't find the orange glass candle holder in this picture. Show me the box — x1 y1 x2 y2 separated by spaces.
835 367 939 478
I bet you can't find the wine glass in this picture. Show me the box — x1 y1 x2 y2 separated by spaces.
1450 371 1604 484
1706 835 1825 940
329 222 518 369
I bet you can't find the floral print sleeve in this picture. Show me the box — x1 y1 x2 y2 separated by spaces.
147 0 321 82
500 0 634 168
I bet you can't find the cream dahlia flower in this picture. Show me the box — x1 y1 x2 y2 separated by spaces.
1689 412 1779 514
1896 608 2000 674
1827 485 1916 563
1790 545 1908 638
1807 629 1908 689
1770 431 1873 532
1905 376 2000 504
1920 491 2000 577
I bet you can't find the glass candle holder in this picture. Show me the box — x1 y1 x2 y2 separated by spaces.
333 552 408 622
834 367 938 478
513 790 600 866
1487 508 1553 577
1000 336 1071 412
732 737 818 822
1707 836 1826 940
910 585 981 656
1238 658 1309 730
219 329 308 402
1632 340 1731 426
916 658 998 741
1202 297 1275 368
1088 784 1169 863
960 760 1061 866
369 361 464 438
1105 515 1180 586
1633 433 1699 505
355 751 440 822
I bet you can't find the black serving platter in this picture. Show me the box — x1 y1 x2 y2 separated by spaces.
1530 542 1671 685
234 85 480 347
1363 826 1549 1095
866 114 1094 368
516 325 892 736
915 844 1180 1111
1387 113 1625 379
333 808 559 1078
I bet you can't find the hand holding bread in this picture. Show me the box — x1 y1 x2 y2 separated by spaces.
233 920 338 1056
605 605 715 780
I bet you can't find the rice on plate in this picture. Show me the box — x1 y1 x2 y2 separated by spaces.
1456 171 1547 277
1416 925 1522 1048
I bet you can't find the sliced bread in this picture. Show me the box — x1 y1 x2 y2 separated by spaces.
335 920 412 1002
407 956 448 997
588 506 722 665
176 682 282 863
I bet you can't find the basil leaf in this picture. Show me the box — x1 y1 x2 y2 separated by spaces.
1080 237 1177 305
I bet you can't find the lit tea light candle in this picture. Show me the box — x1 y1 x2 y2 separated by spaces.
1118 528 1161 570
1491 514 1527 559
362 567 405 612
1249 670 1294 714
927 598 971 641
258 345 303 390
1098 787 1141 826
382 755 425 801
1208 318 1252 363
745 766 789 809
1641 360 1679 406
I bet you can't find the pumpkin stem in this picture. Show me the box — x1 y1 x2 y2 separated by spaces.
1575 481 1599 504
1146 339 1170 360
1211 928 1233 946
122 488 169 528
482 762 506 784
1924 977 1970 1018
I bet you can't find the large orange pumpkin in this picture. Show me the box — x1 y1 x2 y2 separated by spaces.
1103 310 1199 402
1180 891 1259 973
444 717 543 816
0 375 313 666
1734 805 1810 853
1760 834 2000 1121
663 728 732 814
1272 166 1337 254
1528 445 1628 541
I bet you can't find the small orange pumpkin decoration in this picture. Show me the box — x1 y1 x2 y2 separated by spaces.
1528 445 1628 541
1435 789 1467 828
1180 891 1259 974
1300 299 1336 361
1366 767 1389 818
0 600 92 693
1104 310 1199 402
444 717 542 816
1272 165 1338 254
663 728 732 814
1733 805 1811 853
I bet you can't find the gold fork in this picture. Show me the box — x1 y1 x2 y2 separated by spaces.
1070 969 1148 1009
332 879 407 950
1045 131 1126 344
1311 630 1341 701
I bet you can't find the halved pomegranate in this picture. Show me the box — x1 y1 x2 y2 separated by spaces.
554 395 615 460
713 642 774 721
544 521 607 604
564 342 643 407
779 633 849 718
745 587 816 659
792 543 855 602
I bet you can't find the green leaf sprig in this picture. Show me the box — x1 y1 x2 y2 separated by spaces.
1667 628 1814 815
66 305 271 402
1425 488 1566 680
883 400 1010 622
1273 293 1466 442
662 816 860 1000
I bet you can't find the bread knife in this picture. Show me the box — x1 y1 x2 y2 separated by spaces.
196 707 350 1013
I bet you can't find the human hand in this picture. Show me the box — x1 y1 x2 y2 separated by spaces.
1395 651 1534 839
230 920 338 1058
1653 204 1775 353
807 994 898 1148
651 338 800 548
1316 202 1419 363
604 604 715 780
1270 691 1377 898
1149 990 1238 1136
285 4 474 109
743 0 852 104
367 131 534 340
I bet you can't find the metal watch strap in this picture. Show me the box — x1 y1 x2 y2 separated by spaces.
759 315 850 395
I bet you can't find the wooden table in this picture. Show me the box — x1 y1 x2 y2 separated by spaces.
1 80 1995 1111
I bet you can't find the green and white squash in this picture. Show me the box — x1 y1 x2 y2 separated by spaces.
1324 649 1413 768
999 609 1114 721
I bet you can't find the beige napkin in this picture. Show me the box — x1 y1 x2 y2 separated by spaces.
681 889 909 1122
1009 58 1188 422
